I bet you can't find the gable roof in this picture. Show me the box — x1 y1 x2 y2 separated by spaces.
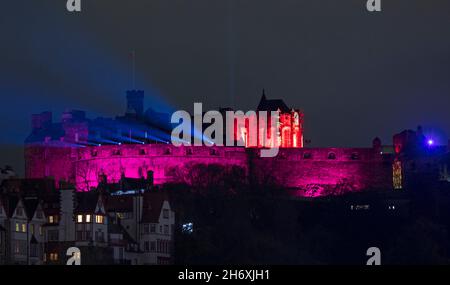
141 192 169 223
109 222 137 246
23 197 41 221
75 191 103 214
1 178 56 197
4 196 19 218
42 192 60 217
257 90 290 113
106 195 133 212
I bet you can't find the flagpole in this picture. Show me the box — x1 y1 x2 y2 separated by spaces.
131 50 136 89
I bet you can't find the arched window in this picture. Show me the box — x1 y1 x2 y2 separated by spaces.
328 152 336 160
282 127 291 148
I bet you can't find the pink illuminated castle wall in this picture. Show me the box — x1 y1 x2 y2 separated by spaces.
24 90 395 196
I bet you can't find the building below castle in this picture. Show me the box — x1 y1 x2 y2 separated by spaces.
23 90 450 197
0 178 175 265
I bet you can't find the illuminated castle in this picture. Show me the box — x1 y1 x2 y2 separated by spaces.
24 89 432 197
236 90 304 149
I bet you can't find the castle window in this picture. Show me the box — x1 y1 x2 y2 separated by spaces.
91 150 98 157
328 153 336 160
303 153 312 159
351 153 360 160
113 149 121 156
164 148 171 155
210 149 219 156
186 148 193 155
139 149 146 155
393 159 403 190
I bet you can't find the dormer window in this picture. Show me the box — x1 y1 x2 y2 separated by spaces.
95 215 104 224
48 215 59 224
328 153 336 160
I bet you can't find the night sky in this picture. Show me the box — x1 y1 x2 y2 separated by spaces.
1 0 450 175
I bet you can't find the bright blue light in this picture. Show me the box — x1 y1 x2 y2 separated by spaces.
182 222 194 234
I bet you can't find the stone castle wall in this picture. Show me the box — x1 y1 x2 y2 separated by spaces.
25 143 393 196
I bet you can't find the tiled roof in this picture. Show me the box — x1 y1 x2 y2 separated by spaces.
23 197 40 220
106 196 133 212
141 192 168 223
75 191 100 214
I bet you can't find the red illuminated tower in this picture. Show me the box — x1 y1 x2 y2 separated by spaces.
255 90 304 148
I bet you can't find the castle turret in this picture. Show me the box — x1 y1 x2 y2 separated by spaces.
31 111 52 131
126 90 144 116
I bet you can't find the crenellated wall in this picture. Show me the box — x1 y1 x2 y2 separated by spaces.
249 148 393 197
25 143 393 196
26 144 248 191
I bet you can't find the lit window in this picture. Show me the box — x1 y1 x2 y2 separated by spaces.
15 223 20 232
48 216 58 224
393 159 403 190
30 224 35 235
95 215 104 224
85 215 91 223
77 215 83 223
49 253 58 261
21 224 26 233
39 226 43 236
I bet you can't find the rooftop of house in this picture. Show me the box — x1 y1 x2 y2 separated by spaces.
141 192 169 223
75 191 102 214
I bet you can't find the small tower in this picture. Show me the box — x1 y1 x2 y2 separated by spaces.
126 90 144 116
